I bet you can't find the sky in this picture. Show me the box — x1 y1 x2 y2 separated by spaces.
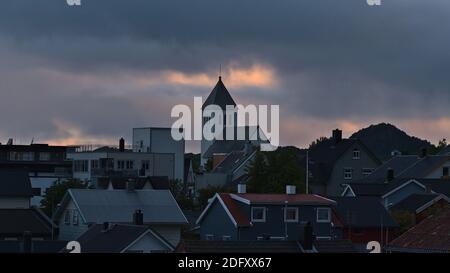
0 0 449 152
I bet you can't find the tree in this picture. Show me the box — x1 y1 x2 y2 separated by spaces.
245 150 268 193
197 185 227 209
169 179 194 210
40 178 88 217
245 148 306 194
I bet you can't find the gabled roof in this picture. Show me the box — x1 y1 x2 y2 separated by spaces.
202 77 236 110
309 138 380 185
388 207 450 253
438 145 450 155
330 197 398 228
74 224 174 253
96 176 170 190
203 140 246 159
212 150 255 175
366 155 421 182
231 193 336 205
420 179 450 198
55 189 188 225
0 169 33 197
343 178 427 198
0 208 53 236
398 155 450 178
196 193 251 227
390 193 449 214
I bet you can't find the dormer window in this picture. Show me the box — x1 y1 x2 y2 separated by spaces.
251 207 266 222
353 149 360 160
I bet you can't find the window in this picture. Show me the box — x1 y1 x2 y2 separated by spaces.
205 234 214 240
251 207 266 222
317 208 331 223
39 152 51 161
73 160 88 172
284 207 299 222
362 168 374 176
126 160 134 169
64 210 71 225
352 149 360 159
142 160 150 170
91 160 99 169
9 151 34 161
222 235 231 241
344 168 353 180
443 167 449 177
72 210 79 226
316 236 332 240
117 160 125 169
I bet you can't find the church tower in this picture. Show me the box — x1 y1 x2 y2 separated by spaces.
200 76 236 166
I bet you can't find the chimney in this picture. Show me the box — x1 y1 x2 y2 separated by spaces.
126 179 135 192
23 231 32 253
420 147 428 158
332 129 342 144
133 209 144 225
237 184 247 194
286 185 296 195
244 141 252 155
119 138 125 152
302 222 314 251
102 222 110 231
387 168 394 182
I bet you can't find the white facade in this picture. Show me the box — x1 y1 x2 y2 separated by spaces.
67 150 175 182
132 128 185 182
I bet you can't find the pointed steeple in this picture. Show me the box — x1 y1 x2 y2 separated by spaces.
202 76 236 110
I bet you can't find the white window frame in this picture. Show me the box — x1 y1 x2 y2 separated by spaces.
344 168 353 180
352 149 360 160
316 208 331 223
316 236 332 240
222 235 231 241
205 234 214 241
284 207 299 223
251 207 266 223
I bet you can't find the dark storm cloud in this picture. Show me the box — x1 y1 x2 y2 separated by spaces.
0 0 449 146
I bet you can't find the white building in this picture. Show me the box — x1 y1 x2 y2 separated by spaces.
132 127 185 182
67 145 175 184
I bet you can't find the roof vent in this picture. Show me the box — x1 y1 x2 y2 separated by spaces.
237 184 246 194
286 185 296 195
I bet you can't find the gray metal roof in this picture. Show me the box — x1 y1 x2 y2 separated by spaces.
390 193 443 214
59 189 188 225
202 77 236 110
74 224 173 253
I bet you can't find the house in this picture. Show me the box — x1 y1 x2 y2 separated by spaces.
330 197 398 246
0 142 71 205
387 207 450 253
0 239 67 253
196 185 339 241
54 186 188 245
0 169 55 240
176 239 357 253
0 169 36 209
195 143 256 193
342 178 430 208
132 127 185 182
67 138 175 184
95 176 170 190
73 218 175 253
308 129 381 196
390 193 449 223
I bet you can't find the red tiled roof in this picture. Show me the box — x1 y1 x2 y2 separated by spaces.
232 193 335 205
389 207 450 252
218 193 251 226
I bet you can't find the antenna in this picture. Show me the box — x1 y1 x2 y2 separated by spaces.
219 64 222 79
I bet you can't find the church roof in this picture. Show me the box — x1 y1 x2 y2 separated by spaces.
202 77 236 110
